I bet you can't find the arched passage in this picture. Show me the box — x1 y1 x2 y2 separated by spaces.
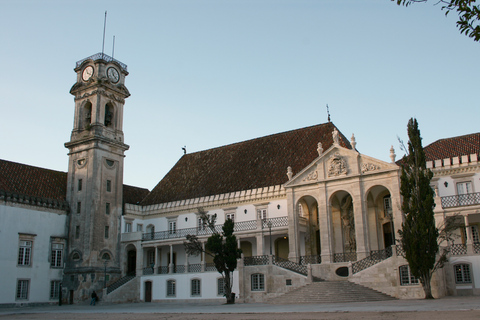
365 185 394 251
297 196 320 257
330 190 356 261
126 244 137 276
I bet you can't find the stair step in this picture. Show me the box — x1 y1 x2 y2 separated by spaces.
268 281 395 304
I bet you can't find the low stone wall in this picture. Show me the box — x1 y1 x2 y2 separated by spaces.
102 277 140 303
349 254 446 299
240 264 309 303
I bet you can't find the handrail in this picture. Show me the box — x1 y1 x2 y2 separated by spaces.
441 192 480 208
351 247 393 274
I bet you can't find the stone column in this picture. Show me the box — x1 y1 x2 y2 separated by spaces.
318 187 332 264
352 193 369 260
287 189 299 261
201 242 206 272
168 245 174 274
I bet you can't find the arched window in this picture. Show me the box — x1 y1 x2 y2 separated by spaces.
454 263 472 284
251 273 265 291
167 280 176 297
83 101 92 129
102 253 111 261
191 279 201 296
399 265 419 286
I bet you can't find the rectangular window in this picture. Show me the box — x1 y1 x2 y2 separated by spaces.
106 180 111 192
455 264 472 284
50 281 61 299
78 179 82 191
106 203 110 215
18 241 32 266
198 217 206 231
399 265 419 286
50 243 63 268
191 279 201 296
457 181 473 195
167 280 176 296
16 279 29 300
251 273 265 291
472 225 480 244
226 213 235 222
147 250 155 266
125 222 132 233
75 226 80 239
383 196 392 217
77 202 81 214
137 224 143 232
217 278 225 296
169 220 177 234
104 226 109 239
258 209 267 220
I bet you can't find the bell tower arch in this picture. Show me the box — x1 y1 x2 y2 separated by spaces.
64 53 130 302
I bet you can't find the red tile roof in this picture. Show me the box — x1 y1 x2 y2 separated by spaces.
141 122 351 205
123 184 150 205
0 159 149 206
0 159 67 201
424 132 480 162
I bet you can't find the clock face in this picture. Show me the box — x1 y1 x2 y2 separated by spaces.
82 66 94 81
107 67 120 83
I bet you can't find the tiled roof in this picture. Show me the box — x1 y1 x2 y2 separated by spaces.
424 132 480 162
0 159 149 206
141 122 351 205
0 159 67 201
123 184 150 205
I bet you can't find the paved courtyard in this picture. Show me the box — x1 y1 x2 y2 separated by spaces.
1 296 480 320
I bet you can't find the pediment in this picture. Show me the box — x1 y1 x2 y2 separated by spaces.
284 145 399 188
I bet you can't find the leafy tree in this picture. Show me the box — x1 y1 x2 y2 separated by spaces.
184 208 242 304
393 0 480 42
398 118 439 299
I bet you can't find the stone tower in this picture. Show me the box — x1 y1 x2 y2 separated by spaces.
64 53 129 302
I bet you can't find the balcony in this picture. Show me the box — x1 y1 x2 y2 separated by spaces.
441 192 480 209
142 217 288 241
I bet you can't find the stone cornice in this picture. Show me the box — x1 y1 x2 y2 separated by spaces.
125 185 286 218
0 190 69 213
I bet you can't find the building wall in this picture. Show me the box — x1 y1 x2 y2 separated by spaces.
140 271 239 302
0 203 67 306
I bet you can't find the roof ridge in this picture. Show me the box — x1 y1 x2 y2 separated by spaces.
183 122 336 156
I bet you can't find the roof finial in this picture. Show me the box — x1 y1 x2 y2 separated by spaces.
182 146 187 155
327 104 331 122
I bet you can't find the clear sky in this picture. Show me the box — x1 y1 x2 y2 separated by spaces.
1 0 478 190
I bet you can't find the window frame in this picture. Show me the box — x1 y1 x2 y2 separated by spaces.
104 226 109 239
50 280 61 300
18 240 33 267
125 222 132 233
167 279 176 297
191 278 201 296
454 263 472 284
217 277 225 296
251 273 265 291
168 220 177 235
399 265 419 286
50 243 64 268
16 279 30 300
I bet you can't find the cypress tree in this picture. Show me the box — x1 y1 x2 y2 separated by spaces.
398 118 438 299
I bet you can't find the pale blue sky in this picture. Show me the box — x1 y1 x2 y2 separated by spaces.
0 0 478 190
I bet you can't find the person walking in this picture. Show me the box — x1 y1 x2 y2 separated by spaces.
90 291 98 306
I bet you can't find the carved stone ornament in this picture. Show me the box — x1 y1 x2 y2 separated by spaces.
302 170 318 182
328 153 348 177
361 163 380 173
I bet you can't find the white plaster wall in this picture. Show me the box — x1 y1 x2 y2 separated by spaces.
140 271 239 301
0 204 67 305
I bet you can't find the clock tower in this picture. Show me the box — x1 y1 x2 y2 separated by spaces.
64 53 130 302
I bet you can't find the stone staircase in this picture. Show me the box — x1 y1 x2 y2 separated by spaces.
106 274 135 294
268 280 396 304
